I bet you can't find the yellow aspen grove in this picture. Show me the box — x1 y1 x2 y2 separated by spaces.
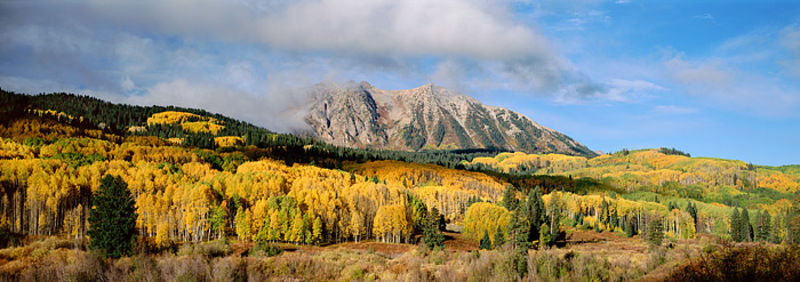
463 202 511 242
373 204 411 243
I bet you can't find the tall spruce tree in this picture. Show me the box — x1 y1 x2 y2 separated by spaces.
493 225 505 249
503 184 519 211
525 186 545 242
686 202 698 229
508 208 530 279
625 216 635 237
422 208 445 250
769 213 782 244
730 208 742 242
646 217 664 246
741 209 752 242
87 175 138 258
756 210 771 242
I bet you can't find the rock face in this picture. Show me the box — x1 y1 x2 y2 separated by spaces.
304 81 596 157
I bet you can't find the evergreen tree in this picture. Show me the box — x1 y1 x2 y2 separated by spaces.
646 218 664 246
686 202 698 229
493 225 505 249
625 216 635 237
508 208 530 279
741 208 752 242
730 208 742 242
509 209 530 251
769 213 782 244
422 209 445 250
87 175 138 258
503 184 518 211
539 223 551 249
525 186 545 242
760 210 771 242
480 229 492 250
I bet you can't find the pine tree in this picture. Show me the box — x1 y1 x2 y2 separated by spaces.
685 202 698 230
741 208 752 242
503 184 518 211
480 229 492 250
525 186 545 241
422 209 445 250
625 216 635 237
508 208 529 279
759 211 771 242
509 209 529 251
730 208 742 242
493 225 505 249
769 213 782 244
87 175 138 259
646 218 664 246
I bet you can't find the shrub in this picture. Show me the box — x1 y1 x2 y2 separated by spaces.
250 241 282 257
666 245 800 281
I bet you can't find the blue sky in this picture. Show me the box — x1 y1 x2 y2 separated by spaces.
1 0 799 165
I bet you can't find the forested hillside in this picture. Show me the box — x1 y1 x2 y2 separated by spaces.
2 89 800 280
465 150 799 210
0 89 501 169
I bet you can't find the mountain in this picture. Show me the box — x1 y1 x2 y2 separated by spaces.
304 81 597 157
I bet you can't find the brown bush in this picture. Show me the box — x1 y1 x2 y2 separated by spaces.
665 244 800 282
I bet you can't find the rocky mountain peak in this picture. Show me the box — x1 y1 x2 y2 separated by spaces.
302 82 596 157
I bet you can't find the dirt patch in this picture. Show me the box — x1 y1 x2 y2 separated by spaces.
326 242 416 256
443 232 478 252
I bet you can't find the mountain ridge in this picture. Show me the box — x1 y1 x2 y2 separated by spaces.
304 81 597 157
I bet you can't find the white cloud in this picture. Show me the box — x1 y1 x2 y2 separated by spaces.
80 0 599 97
605 79 664 102
86 0 552 60
125 79 309 132
663 54 799 116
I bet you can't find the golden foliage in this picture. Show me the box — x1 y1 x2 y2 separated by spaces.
146 111 225 134
349 160 506 201
214 136 244 147
463 202 510 242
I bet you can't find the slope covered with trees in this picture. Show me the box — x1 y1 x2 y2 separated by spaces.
2 88 800 281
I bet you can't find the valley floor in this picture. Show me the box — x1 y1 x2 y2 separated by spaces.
0 228 720 281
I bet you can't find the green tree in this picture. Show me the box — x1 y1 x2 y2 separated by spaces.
646 217 664 247
480 229 492 250
503 184 518 211
546 192 563 238
422 209 445 250
525 186 545 242
508 208 530 278
686 202 698 229
769 213 782 244
625 216 635 237
539 223 551 249
87 175 138 259
210 205 227 239
730 208 742 242
741 208 752 242
755 210 771 242
493 225 505 249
